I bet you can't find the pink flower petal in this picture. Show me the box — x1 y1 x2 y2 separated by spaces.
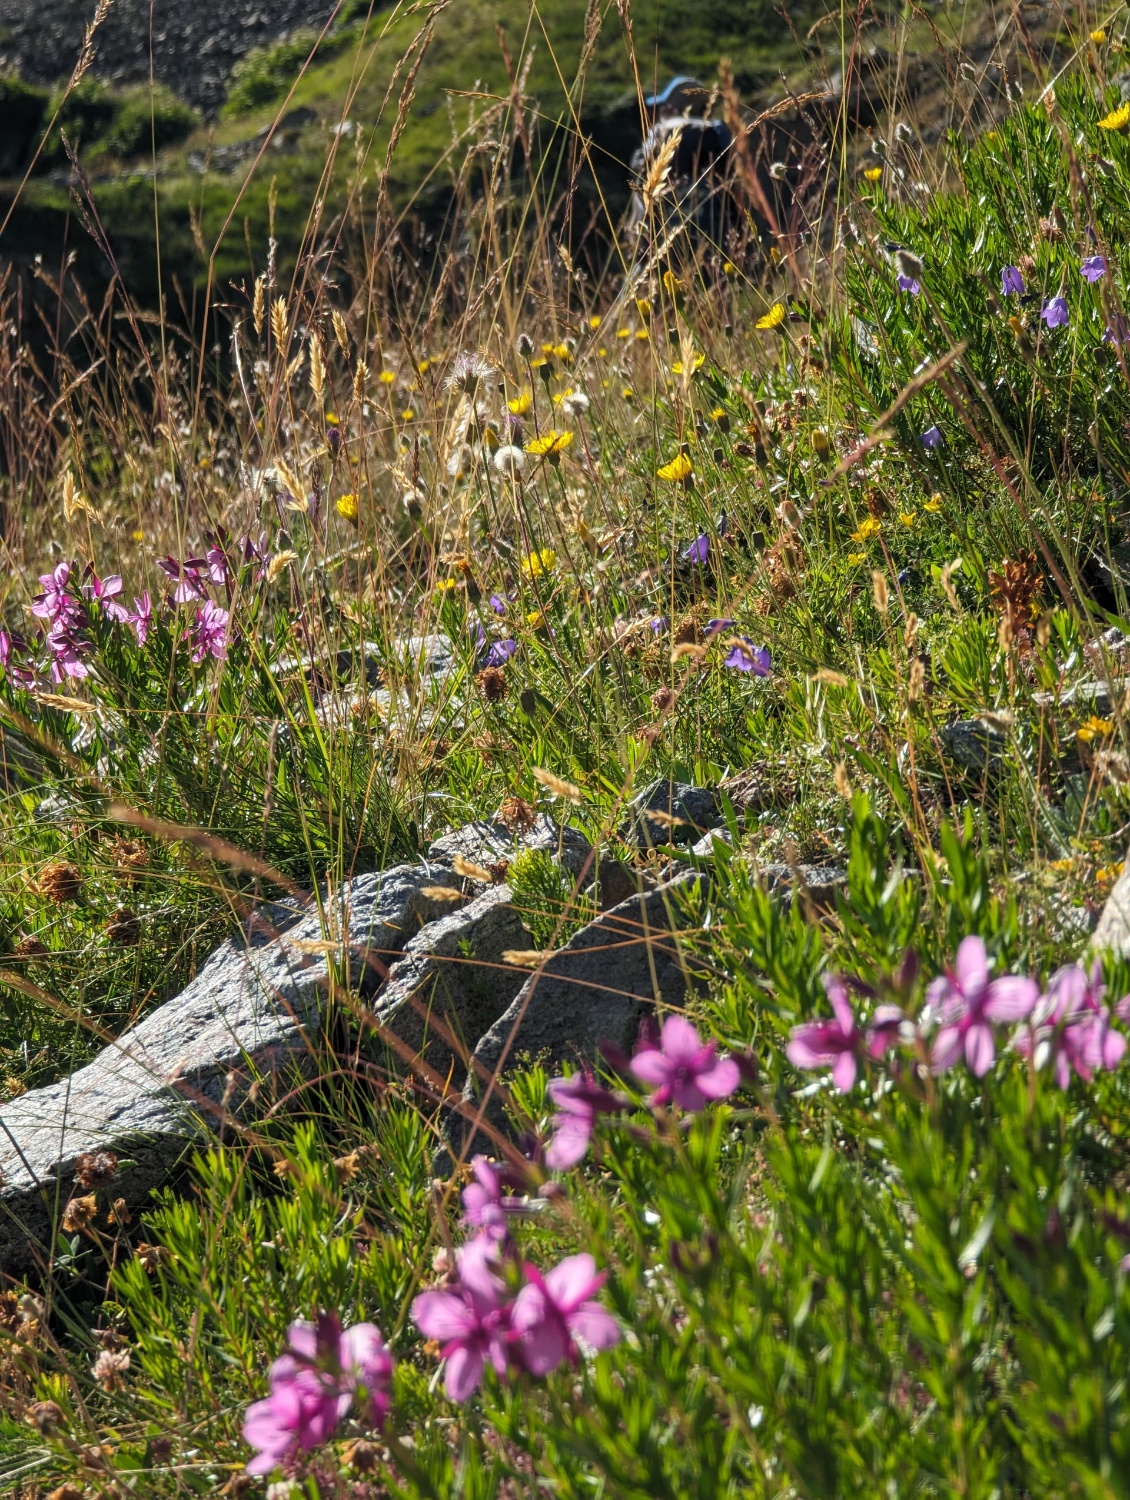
412 1290 476 1343
546 1113 592 1170
659 1014 704 1066
569 1302 621 1351
444 1343 485 1402
696 1055 740 1100
954 935 989 997
932 1025 963 1073
984 976 1039 1023
630 1049 672 1087
543 1254 602 1311
831 1049 858 1092
965 1022 996 1077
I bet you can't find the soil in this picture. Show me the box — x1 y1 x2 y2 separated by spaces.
0 0 340 113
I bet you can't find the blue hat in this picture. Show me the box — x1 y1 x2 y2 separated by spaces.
643 76 700 110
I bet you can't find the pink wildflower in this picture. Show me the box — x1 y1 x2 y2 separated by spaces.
461 1156 530 1238
512 1253 620 1376
787 976 863 1092
243 1312 392 1476
188 600 229 663
412 1236 513 1401
1016 962 1126 1087
128 592 154 646
925 936 1038 1076
629 1015 740 1112
544 1071 622 1170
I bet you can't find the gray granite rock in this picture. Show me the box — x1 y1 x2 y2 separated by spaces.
761 862 847 909
370 884 532 1076
463 872 705 1094
941 718 1008 772
428 815 593 878
0 862 463 1274
621 779 721 847
1091 853 1130 959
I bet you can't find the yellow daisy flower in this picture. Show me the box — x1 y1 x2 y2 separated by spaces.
756 303 787 330
722 260 737 275
634 328 649 341
670 353 705 375
863 166 883 182
1092 28 1107 43
336 493 359 522
508 392 533 415
525 430 574 457
379 370 396 385
616 328 632 339
521 547 557 579
924 494 943 512
588 314 602 329
1099 102 1130 130
401 408 415 421
435 577 458 592
656 452 693 482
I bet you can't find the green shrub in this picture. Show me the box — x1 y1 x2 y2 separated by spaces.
104 84 198 157
223 27 348 116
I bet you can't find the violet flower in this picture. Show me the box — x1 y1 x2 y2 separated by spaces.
461 1157 530 1238
511 1253 620 1375
786 975 863 1092
1104 315 1130 345
483 638 519 668
157 555 208 604
1016 962 1126 1086
896 274 921 295
649 616 670 635
243 1313 392 1476
412 1236 513 1402
544 1071 622 1170
188 600 229 663
925 935 1038 1076
920 424 944 450
1001 265 1025 296
722 636 771 674
630 1015 740 1112
683 534 710 564
1041 296 1069 328
489 593 506 615
1081 255 1108 282
128 593 153 646
704 617 734 638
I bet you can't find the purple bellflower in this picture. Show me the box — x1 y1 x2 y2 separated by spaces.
920 424 944 450
1081 255 1108 282
1042 296 1069 328
1001 266 1025 296
683 534 710 564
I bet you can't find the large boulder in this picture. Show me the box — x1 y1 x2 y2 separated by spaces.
0 863 464 1275
428 815 592 877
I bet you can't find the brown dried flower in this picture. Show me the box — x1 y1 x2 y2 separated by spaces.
39 861 82 903
135 1242 170 1272
106 908 141 946
11 935 48 959
651 685 675 715
26 1400 65 1435
110 836 149 885
92 1348 130 1392
988 552 1044 632
476 666 508 702
107 1197 131 1226
74 1151 118 1189
496 795 537 834
46 1484 83 1500
342 1438 380 1472
61 1194 98 1233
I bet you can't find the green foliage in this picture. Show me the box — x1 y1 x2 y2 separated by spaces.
506 847 593 949
223 29 349 116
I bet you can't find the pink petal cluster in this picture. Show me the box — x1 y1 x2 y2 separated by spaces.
188 599 230 663
243 1311 392 1476
787 976 904 1092
462 1156 531 1238
926 936 1039 1076
544 1071 623 1169
412 1236 619 1402
629 1015 741 1112
1015 961 1127 1087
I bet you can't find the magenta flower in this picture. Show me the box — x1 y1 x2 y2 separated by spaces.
243 1313 392 1476
1081 255 1108 282
188 600 229 663
157 555 208 604
925 936 1038 1076
32 563 79 627
722 636 771 674
683 534 710 564
461 1157 531 1237
83 572 129 622
545 1071 622 1170
786 976 863 1091
630 1015 740 1112
1001 266 1025 296
1041 296 1069 328
128 592 154 646
206 541 232 586
412 1236 514 1401
512 1253 620 1375
1016 962 1126 1087
920 424 944 449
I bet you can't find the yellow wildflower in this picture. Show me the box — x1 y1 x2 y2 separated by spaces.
336 493 359 522
525 430 574 458
670 353 705 375
379 370 396 385
1099 102 1130 130
635 328 649 341
435 577 458 592
1092 28 1107 43
325 411 340 426
710 407 730 432
662 269 681 295
1049 857 1075 873
622 387 635 400
851 517 882 542
1097 861 1125 883
847 551 867 565
1078 715 1115 742
401 408 415 421
616 327 631 339
132 528 144 542
417 358 431 373
588 314 602 329
597 346 608 357
722 260 737 275
526 609 547 628
656 452 693 482
756 303 787 330
521 548 557 580
924 493 943 513
635 297 651 317
899 511 916 527
553 342 571 361
508 392 533 415
863 166 883 182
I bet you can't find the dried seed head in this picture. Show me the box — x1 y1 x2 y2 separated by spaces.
872 570 889 616
497 795 537 833
271 297 289 351
106 908 140 946
452 854 497 882
25 1401 64 1436
39 861 82 903
92 1349 130 1392
940 557 962 611
903 612 919 649
62 1194 98 1233
353 359 369 402
74 1151 119 1189
908 656 926 702
108 1197 131 1226
309 333 325 406
252 275 266 337
833 761 853 798
532 766 583 803
332 309 349 356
